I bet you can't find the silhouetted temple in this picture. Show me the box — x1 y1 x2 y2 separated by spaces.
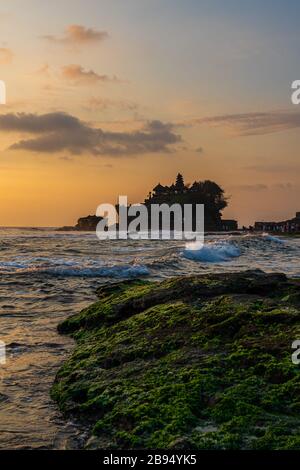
142 174 236 231
59 174 238 232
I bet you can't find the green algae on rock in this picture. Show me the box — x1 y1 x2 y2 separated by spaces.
51 271 300 449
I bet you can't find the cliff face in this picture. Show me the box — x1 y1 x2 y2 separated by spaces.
51 271 300 449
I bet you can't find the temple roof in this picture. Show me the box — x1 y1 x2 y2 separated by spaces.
153 183 165 192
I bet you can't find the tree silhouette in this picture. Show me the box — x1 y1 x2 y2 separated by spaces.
145 173 228 230
175 173 185 193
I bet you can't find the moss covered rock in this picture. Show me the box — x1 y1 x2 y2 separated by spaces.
51 270 300 449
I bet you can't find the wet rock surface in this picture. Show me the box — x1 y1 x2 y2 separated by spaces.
52 270 300 449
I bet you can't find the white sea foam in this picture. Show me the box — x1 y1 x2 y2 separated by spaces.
262 233 285 244
0 258 149 278
183 240 241 263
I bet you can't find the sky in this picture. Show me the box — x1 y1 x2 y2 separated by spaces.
0 0 299 226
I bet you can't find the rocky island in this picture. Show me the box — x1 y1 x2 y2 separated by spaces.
58 215 103 232
58 174 238 232
51 270 300 450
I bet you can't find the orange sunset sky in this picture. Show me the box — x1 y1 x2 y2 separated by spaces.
0 0 299 227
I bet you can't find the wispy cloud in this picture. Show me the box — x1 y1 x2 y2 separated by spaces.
187 110 300 136
61 65 121 85
244 163 299 173
0 112 181 156
34 63 50 76
0 47 13 64
231 183 295 192
42 24 108 46
87 97 138 111
232 184 268 192
273 182 295 190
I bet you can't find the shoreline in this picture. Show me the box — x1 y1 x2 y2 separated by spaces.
51 270 300 450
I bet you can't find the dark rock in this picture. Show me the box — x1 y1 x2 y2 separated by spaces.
52 271 300 450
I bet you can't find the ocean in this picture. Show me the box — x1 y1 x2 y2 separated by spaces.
0 228 299 449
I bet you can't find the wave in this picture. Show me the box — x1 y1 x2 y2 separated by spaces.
183 240 241 263
0 232 296 278
34 264 149 278
262 233 285 244
0 258 149 278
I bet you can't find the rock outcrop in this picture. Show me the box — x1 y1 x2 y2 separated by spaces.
51 271 300 449
58 215 103 231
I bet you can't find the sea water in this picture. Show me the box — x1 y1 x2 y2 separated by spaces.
0 228 299 448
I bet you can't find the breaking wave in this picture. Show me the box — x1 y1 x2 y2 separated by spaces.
0 258 149 278
262 233 285 244
183 240 241 263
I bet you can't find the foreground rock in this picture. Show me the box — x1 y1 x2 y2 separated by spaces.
51 271 300 449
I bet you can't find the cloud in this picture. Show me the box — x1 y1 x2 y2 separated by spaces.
59 155 73 162
35 63 50 76
244 164 299 173
231 183 295 192
0 47 13 64
87 97 138 111
273 182 294 190
0 112 82 133
188 110 300 136
231 184 268 192
0 112 181 156
61 65 120 85
42 24 108 45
